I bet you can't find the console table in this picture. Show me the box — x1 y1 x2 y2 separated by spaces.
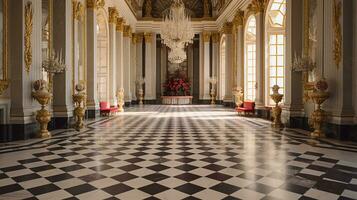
161 96 193 105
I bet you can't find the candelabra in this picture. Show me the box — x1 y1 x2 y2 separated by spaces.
117 88 125 112
32 80 52 138
270 85 284 128
310 78 329 138
73 83 86 131
42 50 66 93
209 77 217 105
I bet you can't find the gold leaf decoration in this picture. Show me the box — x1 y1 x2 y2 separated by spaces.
247 0 268 14
24 1 33 74
333 0 342 69
73 1 84 21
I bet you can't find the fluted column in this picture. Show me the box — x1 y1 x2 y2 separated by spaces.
234 10 245 90
9 0 42 139
222 23 234 104
123 25 132 104
86 0 99 118
144 32 156 100
136 33 143 83
116 18 124 97
108 7 118 106
52 0 73 127
211 33 220 79
255 10 265 108
201 31 211 101
131 34 137 101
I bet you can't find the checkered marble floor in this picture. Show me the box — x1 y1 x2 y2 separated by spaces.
0 105 357 200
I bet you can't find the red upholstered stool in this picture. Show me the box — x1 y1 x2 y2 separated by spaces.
236 101 255 116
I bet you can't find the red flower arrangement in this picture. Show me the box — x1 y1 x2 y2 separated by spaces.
163 77 191 96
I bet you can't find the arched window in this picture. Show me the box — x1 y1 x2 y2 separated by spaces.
244 16 257 101
266 0 286 105
219 36 226 100
96 11 109 102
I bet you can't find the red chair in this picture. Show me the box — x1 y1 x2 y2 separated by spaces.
236 101 255 116
100 102 117 116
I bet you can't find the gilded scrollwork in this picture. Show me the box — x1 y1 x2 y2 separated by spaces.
73 1 84 21
333 0 342 69
0 0 9 95
108 7 119 24
247 0 268 14
24 1 33 74
86 0 105 9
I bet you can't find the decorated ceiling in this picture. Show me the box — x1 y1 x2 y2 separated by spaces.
149 0 206 18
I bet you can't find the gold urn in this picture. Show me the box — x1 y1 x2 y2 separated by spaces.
32 80 52 138
310 78 329 138
117 88 125 112
270 85 284 128
73 83 86 131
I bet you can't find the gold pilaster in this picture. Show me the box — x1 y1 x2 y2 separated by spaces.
73 1 84 21
24 1 33 74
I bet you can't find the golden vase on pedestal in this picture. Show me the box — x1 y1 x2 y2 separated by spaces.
270 85 284 128
73 83 86 131
209 77 217 105
32 80 52 138
117 88 125 112
310 78 329 138
210 88 216 105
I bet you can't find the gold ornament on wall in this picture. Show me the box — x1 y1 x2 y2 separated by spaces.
144 32 152 43
24 1 33 74
73 1 84 21
0 0 9 95
233 10 244 27
333 0 342 69
211 32 220 43
87 0 105 9
221 22 233 34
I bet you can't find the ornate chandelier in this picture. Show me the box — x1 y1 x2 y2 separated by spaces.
160 0 194 64
42 50 66 74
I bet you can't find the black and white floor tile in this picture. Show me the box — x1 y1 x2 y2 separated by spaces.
0 105 356 200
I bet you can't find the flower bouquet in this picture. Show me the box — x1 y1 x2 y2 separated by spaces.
163 77 191 96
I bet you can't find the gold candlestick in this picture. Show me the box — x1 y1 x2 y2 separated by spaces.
270 85 284 128
73 83 86 131
32 80 52 138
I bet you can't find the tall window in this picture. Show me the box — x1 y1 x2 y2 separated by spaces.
266 0 286 105
244 16 257 101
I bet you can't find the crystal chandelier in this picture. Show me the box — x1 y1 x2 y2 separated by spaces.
160 0 194 63
42 50 66 74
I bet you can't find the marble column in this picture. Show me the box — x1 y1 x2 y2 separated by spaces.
255 11 265 108
131 34 137 101
116 18 124 99
136 34 143 84
123 25 132 104
144 32 156 101
52 0 73 128
282 0 304 125
9 0 42 139
212 33 220 83
161 44 167 95
108 7 118 106
201 31 211 101
223 23 234 104
86 1 99 118
234 11 245 90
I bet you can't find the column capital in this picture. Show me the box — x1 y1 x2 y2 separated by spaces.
202 31 211 43
86 0 105 9
108 7 119 24
123 25 132 38
116 18 124 32
135 33 144 43
144 32 152 43
220 22 233 34
211 32 220 43
247 0 267 14
232 10 244 27
73 1 84 21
